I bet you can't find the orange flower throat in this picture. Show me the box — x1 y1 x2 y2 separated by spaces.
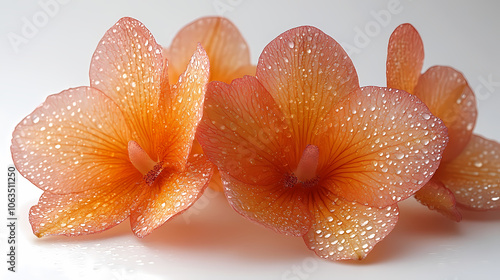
128 140 163 185
286 144 320 188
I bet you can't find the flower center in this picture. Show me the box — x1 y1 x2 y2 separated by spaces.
128 140 163 185
294 144 319 182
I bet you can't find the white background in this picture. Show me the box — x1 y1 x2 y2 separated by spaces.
1 0 500 279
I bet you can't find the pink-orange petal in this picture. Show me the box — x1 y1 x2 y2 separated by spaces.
11 87 135 194
198 76 294 186
222 173 312 236
156 44 210 168
413 66 477 162
130 153 213 237
303 190 399 261
89 17 165 155
316 86 448 207
414 179 462 221
256 26 360 154
436 134 500 210
167 16 253 84
29 175 142 237
386 23 424 94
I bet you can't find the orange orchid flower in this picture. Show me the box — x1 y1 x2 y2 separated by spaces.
197 26 448 260
386 23 500 221
164 16 256 191
11 17 213 238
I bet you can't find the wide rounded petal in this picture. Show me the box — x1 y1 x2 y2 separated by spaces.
11 87 136 194
167 16 253 84
89 17 165 155
303 190 399 261
155 45 210 167
130 153 213 237
316 87 448 207
198 76 294 186
414 179 462 221
414 66 477 162
436 134 500 210
222 173 312 237
386 23 424 94
29 175 142 237
256 26 360 153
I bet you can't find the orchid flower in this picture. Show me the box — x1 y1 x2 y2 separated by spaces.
386 23 500 221
11 17 212 238
164 16 256 191
197 26 448 260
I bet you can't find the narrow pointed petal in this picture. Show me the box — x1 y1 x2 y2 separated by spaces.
89 17 165 154
414 179 462 221
222 174 312 236
29 176 142 237
414 66 477 162
155 45 209 168
303 190 399 261
11 87 136 194
256 26 359 153
198 76 294 186
316 87 448 207
130 154 213 237
167 17 253 84
436 135 500 210
386 23 424 94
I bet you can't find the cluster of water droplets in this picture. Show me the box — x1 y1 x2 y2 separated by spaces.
304 198 398 260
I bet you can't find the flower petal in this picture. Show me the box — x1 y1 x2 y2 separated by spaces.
167 16 253 84
436 134 500 210
191 139 224 191
316 86 448 207
29 175 142 237
414 66 477 162
222 174 312 236
198 76 294 186
303 190 399 261
89 17 165 154
386 23 424 94
414 179 462 221
156 45 210 168
130 153 213 237
256 26 359 152
11 87 136 194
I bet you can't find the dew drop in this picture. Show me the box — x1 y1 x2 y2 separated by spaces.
288 41 295 48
